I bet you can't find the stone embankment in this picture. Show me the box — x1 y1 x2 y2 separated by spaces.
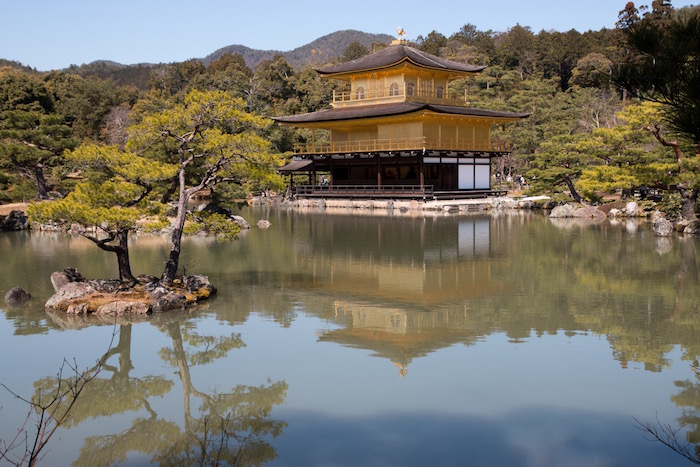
252 195 551 216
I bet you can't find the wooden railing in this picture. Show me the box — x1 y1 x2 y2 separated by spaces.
333 84 466 107
293 138 511 154
292 184 434 198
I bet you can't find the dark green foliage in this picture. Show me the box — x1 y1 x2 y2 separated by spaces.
417 31 448 55
615 9 700 149
341 41 370 62
0 68 77 199
46 71 133 140
248 54 296 114
148 59 207 97
68 61 156 89
0 59 37 74
0 67 53 113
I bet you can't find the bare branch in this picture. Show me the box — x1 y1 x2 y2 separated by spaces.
634 415 700 464
0 326 118 466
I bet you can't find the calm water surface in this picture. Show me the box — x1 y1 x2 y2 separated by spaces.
1 208 699 466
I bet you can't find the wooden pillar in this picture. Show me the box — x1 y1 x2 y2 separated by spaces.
377 155 382 189
419 157 424 190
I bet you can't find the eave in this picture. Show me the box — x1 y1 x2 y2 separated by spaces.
273 102 530 128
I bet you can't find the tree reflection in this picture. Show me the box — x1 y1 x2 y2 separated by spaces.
637 362 700 464
669 362 700 457
152 322 287 466
33 324 172 428
40 320 289 466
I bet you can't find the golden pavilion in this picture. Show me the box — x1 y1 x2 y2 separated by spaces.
275 34 529 200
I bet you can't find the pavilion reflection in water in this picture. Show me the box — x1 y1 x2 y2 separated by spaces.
296 216 509 376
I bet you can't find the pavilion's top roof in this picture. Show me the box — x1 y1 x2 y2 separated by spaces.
315 43 485 76
273 101 529 124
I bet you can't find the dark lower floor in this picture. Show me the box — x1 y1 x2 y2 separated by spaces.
280 152 501 200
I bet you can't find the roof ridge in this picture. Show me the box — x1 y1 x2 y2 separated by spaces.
406 45 449 69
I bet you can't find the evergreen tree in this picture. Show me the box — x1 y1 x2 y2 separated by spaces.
0 68 76 199
127 89 283 283
27 144 177 282
615 7 700 218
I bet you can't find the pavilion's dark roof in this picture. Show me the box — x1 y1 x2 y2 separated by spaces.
316 44 485 76
273 102 529 124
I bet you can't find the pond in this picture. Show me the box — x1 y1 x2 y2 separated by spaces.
1 207 699 466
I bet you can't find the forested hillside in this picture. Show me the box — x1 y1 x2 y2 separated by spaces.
1 1 699 218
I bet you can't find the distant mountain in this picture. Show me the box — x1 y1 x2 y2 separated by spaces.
204 30 395 69
6 30 396 89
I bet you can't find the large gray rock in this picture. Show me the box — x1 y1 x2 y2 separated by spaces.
549 204 577 218
625 201 639 216
573 207 606 220
1 210 29 231
4 286 31 305
651 210 665 222
684 220 700 235
45 281 97 309
50 268 84 292
184 274 217 296
149 291 187 312
653 216 674 237
494 198 517 210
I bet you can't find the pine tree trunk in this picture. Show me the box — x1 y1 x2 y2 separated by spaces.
161 167 188 283
34 162 49 200
563 174 583 203
87 229 137 284
115 229 137 284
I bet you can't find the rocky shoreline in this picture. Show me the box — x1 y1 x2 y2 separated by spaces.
44 268 216 314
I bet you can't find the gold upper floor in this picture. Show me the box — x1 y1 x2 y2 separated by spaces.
333 82 467 107
331 64 468 108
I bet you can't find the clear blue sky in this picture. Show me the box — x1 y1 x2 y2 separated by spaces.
1 0 696 71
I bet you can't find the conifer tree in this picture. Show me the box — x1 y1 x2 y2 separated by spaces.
27 144 176 283
127 89 282 283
